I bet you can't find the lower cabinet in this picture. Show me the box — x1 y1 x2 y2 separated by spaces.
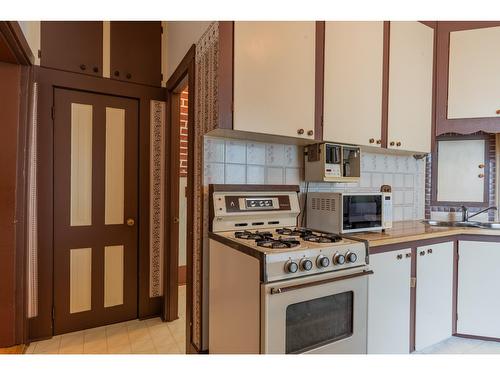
415 241 454 351
368 249 412 354
457 241 500 339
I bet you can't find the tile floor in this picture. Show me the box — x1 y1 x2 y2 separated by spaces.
25 285 186 355
415 336 500 354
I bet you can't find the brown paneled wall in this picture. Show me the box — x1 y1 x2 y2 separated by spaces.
0 62 21 347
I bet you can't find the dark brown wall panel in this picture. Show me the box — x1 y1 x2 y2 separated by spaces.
110 21 161 87
0 62 21 347
41 21 103 76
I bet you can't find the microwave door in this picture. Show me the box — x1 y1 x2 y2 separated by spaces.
343 196 382 230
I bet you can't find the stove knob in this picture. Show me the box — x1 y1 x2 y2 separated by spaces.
286 260 299 273
333 253 346 265
345 251 357 263
300 259 313 271
316 255 330 268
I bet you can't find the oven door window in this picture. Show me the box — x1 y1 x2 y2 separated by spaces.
285 291 353 354
343 195 382 230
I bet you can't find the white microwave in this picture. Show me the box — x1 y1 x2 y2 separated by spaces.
306 192 392 234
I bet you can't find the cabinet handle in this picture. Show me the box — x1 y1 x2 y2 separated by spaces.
297 129 304 135
114 70 120 77
496 109 500 115
427 249 433 254
369 138 375 144
307 130 314 136
376 139 382 145
419 250 425 256
396 254 403 260
390 141 395 146
80 64 86 71
479 163 485 169
126 73 132 79
405 253 411 258
93 66 99 73
396 141 402 147
478 173 485 178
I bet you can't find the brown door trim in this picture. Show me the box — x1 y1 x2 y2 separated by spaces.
0 21 35 65
164 44 197 354
30 66 166 342
314 21 325 141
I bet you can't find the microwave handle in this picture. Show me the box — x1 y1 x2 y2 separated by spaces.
270 269 373 295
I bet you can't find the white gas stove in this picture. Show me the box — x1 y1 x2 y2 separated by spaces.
208 184 371 354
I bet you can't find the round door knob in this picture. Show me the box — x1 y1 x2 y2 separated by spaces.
93 66 99 73
126 73 132 79
126 218 135 226
346 251 357 263
369 138 375 144
496 109 500 115
297 128 304 135
478 173 485 178
376 139 382 145
307 130 314 136
396 141 402 147
114 70 120 77
396 254 403 260
300 259 313 271
390 141 395 146
286 261 299 273
333 253 345 265
316 255 330 268
420 251 426 256
80 64 86 71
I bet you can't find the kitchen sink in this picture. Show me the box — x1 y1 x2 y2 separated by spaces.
421 220 482 228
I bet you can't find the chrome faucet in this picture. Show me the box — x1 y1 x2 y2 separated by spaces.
461 205 497 222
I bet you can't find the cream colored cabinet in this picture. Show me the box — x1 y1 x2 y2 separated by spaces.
368 249 411 354
233 22 316 140
387 22 434 153
415 242 454 351
457 241 500 339
448 26 500 119
323 22 384 147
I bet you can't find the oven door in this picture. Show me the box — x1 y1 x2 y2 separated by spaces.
262 268 371 354
342 194 383 233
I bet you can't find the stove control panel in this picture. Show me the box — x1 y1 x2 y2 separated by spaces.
267 242 367 282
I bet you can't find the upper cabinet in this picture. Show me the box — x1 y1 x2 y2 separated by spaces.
232 21 317 140
110 21 162 86
387 22 434 153
323 22 384 148
41 22 103 77
448 26 500 119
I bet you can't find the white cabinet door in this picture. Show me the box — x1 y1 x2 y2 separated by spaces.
387 22 434 153
448 26 500 119
368 249 411 354
415 241 454 351
233 22 316 140
458 241 500 338
323 21 384 147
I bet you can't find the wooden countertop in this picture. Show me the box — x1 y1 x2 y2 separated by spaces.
352 220 500 248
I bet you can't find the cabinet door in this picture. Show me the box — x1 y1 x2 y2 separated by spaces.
233 22 316 139
368 249 411 354
323 22 384 147
41 21 103 76
110 21 162 86
387 22 434 153
415 242 454 351
448 26 500 119
458 241 500 338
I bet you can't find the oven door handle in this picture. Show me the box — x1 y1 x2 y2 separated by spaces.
270 270 373 295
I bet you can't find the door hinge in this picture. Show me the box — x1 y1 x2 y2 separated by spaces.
410 277 417 288
51 106 55 120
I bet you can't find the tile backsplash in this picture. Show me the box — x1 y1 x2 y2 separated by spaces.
204 136 427 221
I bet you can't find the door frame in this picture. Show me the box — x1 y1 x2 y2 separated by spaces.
163 45 196 353
30 66 166 341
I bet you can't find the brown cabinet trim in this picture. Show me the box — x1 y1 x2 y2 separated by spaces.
218 21 234 130
436 21 500 135
380 21 390 148
314 21 325 141
0 21 35 65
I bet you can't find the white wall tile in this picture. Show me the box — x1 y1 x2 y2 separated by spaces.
360 172 371 188
404 190 414 204
394 206 403 221
225 164 246 184
285 168 301 185
394 174 404 189
403 207 414 221
246 142 266 165
204 163 224 184
266 144 285 166
266 167 284 184
371 173 383 190
404 174 414 188
247 165 265 184
285 145 302 167
204 137 225 163
225 141 246 164
394 191 404 205
383 173 394 186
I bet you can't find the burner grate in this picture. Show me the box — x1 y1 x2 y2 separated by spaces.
234 230 273 240
256 238 301 249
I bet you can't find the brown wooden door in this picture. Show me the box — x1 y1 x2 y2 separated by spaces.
53 88 138 334
110 21 162 86
41 21 103 76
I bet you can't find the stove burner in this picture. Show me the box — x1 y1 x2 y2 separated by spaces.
302 234 343 243
275 228 313 237
234 230 273 240
256 238 301 249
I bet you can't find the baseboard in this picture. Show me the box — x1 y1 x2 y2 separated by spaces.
454 333 500 343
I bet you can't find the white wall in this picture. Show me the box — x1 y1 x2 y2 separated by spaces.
17 21 40 65
165 21 212 80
